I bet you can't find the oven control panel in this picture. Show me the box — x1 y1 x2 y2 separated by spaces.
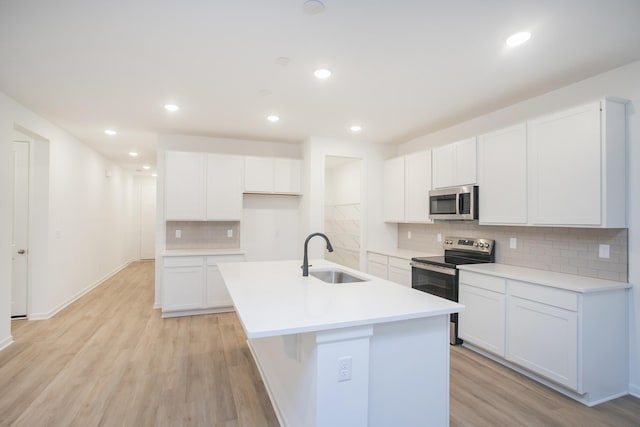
443 236 494 254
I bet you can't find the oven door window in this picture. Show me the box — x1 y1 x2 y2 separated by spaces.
430 194 457 215
411 266 457 301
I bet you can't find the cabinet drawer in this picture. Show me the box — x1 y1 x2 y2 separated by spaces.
164 256 205 268
388 266 411 287
206 255 245 266
388 256 410 270
459 271 506 293
508 280 578 311
367 252 388 265
367 261 388 280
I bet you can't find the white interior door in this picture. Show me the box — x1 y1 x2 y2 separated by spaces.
12 140 29 318
140 181 156 259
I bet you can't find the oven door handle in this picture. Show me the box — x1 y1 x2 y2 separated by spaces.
410 262 457 276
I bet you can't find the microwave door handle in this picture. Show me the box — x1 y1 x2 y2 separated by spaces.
457 193 463 214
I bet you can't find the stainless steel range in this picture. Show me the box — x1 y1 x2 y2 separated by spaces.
410 236 495 345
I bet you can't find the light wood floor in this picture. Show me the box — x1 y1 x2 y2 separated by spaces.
1 261 639 426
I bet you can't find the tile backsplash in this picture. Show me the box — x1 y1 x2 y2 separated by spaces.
166 221 240 249
398 222 628 282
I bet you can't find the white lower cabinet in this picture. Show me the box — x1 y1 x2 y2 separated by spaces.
507 293 578 390
206 264 232 308
458 281 506 357
163 259 206 312
366 252 411 287
458 269 628 406
162 254 244 316
387 256 411 287
367 252 388 280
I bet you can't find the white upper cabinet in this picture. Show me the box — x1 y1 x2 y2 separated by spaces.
165 151 243 221
206 154 243 220
244 156 302 195
383 156 405 222
274 158 302 194
478 124 528 225
383 150 433 223
527 99 626 227
244 156 275 193
432 137 477 189
165 151 206 220
404 150 432 222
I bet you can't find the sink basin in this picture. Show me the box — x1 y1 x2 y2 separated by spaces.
309 269 369 284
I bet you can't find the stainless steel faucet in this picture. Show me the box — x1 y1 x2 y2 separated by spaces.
302 233 334 276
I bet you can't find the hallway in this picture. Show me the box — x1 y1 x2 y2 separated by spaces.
0 261 278 426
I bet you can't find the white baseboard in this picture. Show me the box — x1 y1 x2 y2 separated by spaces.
153 302 162 309
29 261 131 320
630 383 640 398
160 306 234 318
462 343 627 407
0 335 14 352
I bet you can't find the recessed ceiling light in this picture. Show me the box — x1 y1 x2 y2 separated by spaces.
314 68 332 79
267 114 280 123
303 0 325 15
275 57 291 66
104 129 117 136
151 173 158 177
350 125 362 133
143 165 151 170
506 31 531 47
129 151 139 157
164 104 179 112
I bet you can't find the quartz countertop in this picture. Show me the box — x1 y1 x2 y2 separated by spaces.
367 248 440 260
161 248 245 257
218 259 463 338
457 263 630 293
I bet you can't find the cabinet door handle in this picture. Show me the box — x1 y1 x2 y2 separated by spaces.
17 249 26 254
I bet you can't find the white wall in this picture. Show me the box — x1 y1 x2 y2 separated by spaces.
0 92 137 348
326 159 361 206
301 137 397 271
397 59 640 397
134 175 157 260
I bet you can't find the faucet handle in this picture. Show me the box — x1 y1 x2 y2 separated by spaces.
301 264 313 269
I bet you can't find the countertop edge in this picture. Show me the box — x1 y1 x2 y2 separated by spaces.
367 248 440 260
458 263 630 293
243 307 463 339
161 249 245 257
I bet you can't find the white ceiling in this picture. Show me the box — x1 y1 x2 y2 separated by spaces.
1 0 640 173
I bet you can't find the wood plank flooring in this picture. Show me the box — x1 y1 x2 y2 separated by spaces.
1 261 638 426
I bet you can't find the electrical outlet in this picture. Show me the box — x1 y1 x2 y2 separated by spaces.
337 356 352 382
175 229 182 239
227 229 233 238
599 244 610 259
510 237 517 249
407 231 412 240
437 233 442 242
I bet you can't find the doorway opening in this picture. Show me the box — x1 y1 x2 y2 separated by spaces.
11 135 29 319
324 156 363 270
10 125 49 329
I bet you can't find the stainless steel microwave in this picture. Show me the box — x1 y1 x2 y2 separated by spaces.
429 185 478 220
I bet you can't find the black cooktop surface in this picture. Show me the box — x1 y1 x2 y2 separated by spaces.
412 250 494 268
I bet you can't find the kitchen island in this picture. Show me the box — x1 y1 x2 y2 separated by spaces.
218 259 463 427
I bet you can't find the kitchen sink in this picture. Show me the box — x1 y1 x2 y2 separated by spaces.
309 269 369 284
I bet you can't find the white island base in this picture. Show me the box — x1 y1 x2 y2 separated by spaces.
250 316 450 427
218 260 462 427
